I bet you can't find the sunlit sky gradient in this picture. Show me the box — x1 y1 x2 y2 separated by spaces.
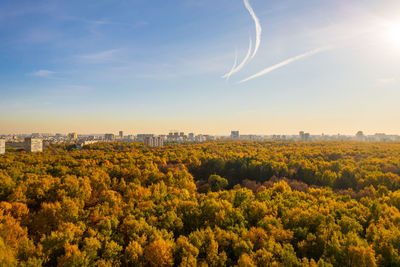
1 0 400 135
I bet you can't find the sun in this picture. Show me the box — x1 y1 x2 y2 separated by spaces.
386 22 400 45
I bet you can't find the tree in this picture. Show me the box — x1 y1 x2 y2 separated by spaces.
124 241 143 266
208 175 228 192
320 170 337 187
237 253 256 267
348 246 377 267
143 239 173 267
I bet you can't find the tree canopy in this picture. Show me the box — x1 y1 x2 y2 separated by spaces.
0 141 400 266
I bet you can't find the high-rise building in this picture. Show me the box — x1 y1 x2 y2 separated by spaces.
104 134 115 141
196 134 206 142
188 133 194 141
144 136 164 147
356 131 365 141
24 137 43 153
68 132 78 139
374 133 387 142
231 131 239 139
137 134 154 141
0 139 5 155
119 131 124 139
299 131 310 141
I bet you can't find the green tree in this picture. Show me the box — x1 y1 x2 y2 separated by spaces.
208 175 228 192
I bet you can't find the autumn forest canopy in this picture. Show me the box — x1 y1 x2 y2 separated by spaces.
2 141 400 266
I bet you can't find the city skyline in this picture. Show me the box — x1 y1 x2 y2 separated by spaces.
2 129 399 150
2 127 400 137
1 129 399 138
1 0 400 134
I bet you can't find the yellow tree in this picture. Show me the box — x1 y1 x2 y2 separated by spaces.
144 239 173 267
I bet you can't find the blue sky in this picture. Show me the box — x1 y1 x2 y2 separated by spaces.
1 0 400 135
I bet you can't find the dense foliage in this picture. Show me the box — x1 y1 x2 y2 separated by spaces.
1 141 400 266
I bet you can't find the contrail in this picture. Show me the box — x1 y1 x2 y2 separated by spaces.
226 50 238 81
222 0 261 80
222 38 253 79
244 0 262 59
239 47 332 83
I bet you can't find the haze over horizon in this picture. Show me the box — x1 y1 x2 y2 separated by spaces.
1 0 400 135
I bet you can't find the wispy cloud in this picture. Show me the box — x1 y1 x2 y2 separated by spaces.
31 70 56 77
222 38 252 79
244 0 262 59
0 2 55 21
78 49 119 63
378 77 396 84
62 16 148 29
239 46 332 83
63 85 93 92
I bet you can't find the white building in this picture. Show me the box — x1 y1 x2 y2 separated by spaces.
24 137 43 153
104 133 115 141
137 134 154 141
77 140 99 149
144 136 164 147
0 139 5 155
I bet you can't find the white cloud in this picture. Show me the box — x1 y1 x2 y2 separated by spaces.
31 70 56 77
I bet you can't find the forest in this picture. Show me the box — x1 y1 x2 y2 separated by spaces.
1 141 400 266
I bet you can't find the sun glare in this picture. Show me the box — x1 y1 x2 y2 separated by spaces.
387 22 400 45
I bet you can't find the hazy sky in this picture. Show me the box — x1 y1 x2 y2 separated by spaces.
1 0 400 135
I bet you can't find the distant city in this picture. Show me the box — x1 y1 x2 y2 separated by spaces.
0 130 399 155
